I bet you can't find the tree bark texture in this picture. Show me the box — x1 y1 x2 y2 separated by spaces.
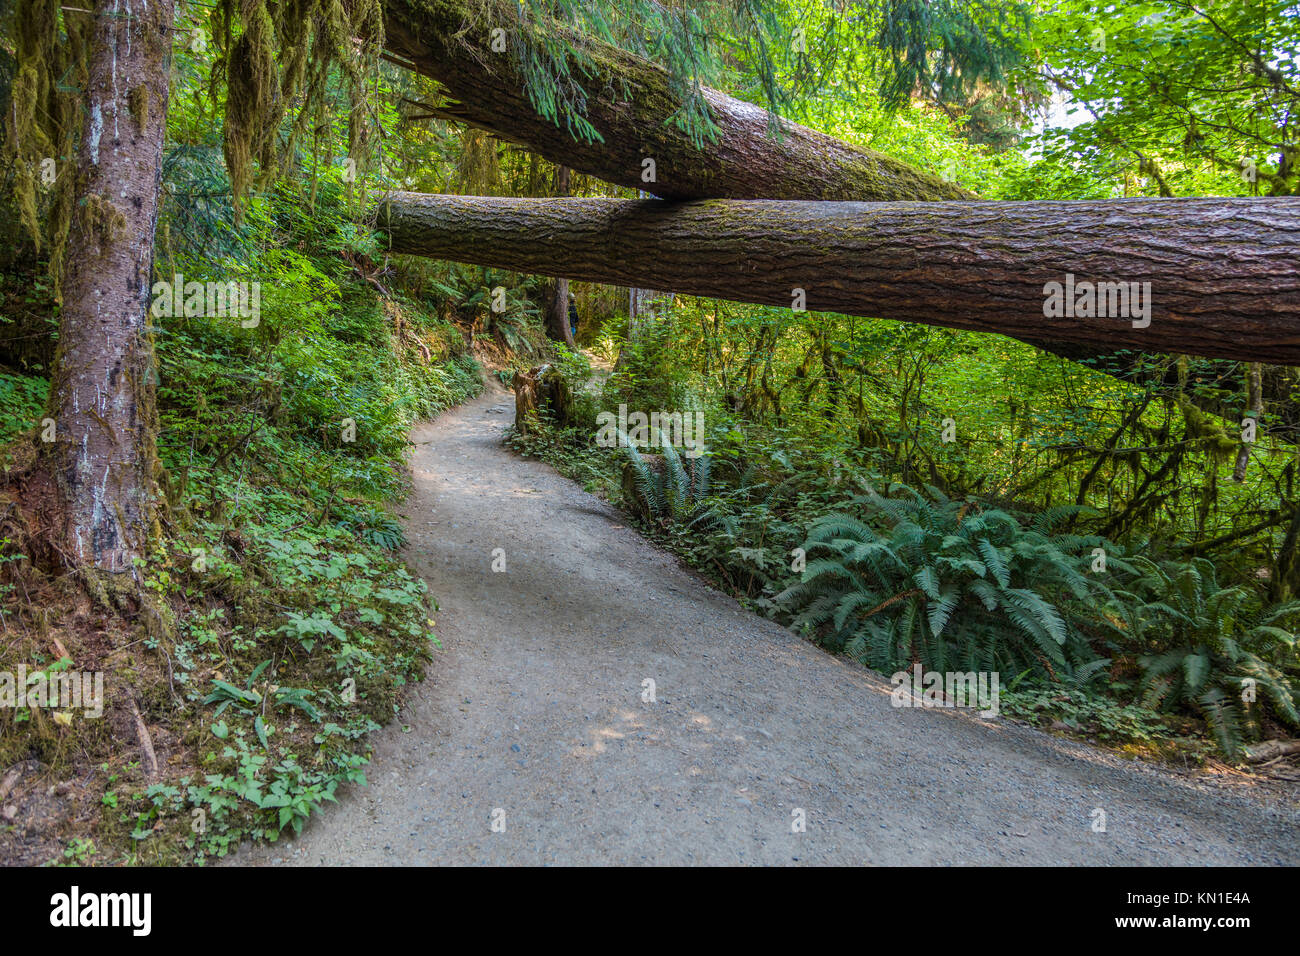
380 193 1300 365
381 0 972 203
46 0 173 572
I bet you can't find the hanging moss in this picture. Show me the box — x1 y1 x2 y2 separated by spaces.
220 2 282 205
456 128 504 194
2 0 88 294
6 0 388 272
215 0 384 217
1177 393 1239 462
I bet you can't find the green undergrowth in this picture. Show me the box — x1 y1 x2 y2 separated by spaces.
0 172 483 865
128 239 481 861
509 360 1299 765
0 371 46 451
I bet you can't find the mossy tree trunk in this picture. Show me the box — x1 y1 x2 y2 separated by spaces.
44 0 173 574
380 193 1300 365
513 364 574 434
381 0 971 204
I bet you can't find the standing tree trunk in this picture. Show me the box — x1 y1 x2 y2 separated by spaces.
44 0 173 576
615 189 664 372
380 193 1300 365
1233 362 1264 481
540 165 575 349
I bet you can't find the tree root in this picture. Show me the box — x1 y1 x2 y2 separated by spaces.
128 693 159 785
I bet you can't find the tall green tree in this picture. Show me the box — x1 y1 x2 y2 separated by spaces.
5 0 380 576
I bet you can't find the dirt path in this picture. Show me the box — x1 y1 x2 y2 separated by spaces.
238 385 1299 865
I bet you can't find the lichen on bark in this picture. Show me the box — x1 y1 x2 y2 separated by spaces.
128 85 151 133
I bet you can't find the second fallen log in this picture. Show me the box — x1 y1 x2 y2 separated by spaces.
379 194 1300 365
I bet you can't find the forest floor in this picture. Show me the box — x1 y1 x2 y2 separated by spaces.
233 381 1300 865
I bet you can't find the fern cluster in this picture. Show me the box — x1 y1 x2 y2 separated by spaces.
775 487 1110 681
1109 557 1300 755
621 431 713 524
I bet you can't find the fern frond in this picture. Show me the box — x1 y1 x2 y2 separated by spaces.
1197 687 1243 757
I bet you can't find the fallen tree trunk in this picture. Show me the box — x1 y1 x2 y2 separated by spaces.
381 0 1300 428
380 193 1300 365
382 0 971 203
1241 739 1300 763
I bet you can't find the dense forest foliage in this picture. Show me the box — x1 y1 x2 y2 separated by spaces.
0 0 1296 864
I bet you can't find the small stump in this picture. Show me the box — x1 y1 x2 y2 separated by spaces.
513 364 575 434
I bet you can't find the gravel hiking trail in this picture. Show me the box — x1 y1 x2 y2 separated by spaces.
237 383 1300 866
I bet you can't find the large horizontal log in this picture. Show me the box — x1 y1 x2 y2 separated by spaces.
380 193 1300 365
378 2 1300 429
382 0 972 203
